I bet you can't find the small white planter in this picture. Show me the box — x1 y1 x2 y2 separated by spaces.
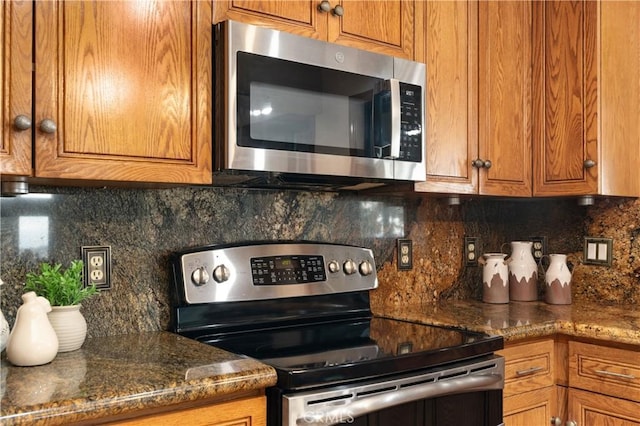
48 305 87 352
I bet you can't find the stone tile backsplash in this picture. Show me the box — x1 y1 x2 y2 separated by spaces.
1 185 638 336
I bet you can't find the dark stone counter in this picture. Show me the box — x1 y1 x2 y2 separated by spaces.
0 332 276 425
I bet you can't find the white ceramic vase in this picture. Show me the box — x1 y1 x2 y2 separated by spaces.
6 292 59 366
48 305 87 352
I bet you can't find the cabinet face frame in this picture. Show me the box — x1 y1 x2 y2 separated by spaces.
1 0 33 177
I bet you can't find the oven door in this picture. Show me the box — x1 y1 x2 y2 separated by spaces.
272 356 504 426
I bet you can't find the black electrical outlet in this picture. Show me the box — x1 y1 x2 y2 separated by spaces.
397 239 413 270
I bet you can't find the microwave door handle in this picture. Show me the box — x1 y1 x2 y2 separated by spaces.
389 78 401 159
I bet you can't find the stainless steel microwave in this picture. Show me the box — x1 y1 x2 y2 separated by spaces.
213 20 426 190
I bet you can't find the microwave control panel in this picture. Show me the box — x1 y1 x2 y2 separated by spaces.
399 82 423 162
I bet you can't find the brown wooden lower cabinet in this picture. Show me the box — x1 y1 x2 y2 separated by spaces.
503 385 557 426
106 395 266 426
500 336 640 426
498 338 558 426
568 388 640 426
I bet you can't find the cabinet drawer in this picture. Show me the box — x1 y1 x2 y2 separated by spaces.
569 341 640 403
498 339 555 397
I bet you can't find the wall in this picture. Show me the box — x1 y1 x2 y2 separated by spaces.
1 186 638 337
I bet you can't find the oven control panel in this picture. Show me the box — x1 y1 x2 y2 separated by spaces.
172 242 378 304
251 255 327 285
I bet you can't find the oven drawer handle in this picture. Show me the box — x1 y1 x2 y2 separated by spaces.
296 373 502 426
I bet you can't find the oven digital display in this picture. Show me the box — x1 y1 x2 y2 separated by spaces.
251 255 326 285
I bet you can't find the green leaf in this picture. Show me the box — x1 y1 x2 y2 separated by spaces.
25 260 98 306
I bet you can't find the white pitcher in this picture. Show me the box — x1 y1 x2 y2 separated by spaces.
541 254 573 305
506 241 538 301
6 292 59 366
478 253 509 304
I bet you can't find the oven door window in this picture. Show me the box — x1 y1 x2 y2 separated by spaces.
236 52 385 158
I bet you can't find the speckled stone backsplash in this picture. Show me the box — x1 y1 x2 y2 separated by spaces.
0 186 417 336
1 185 638 337
372 197 640 311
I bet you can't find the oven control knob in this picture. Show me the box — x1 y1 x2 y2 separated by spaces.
191 267 209 286
213 264 230 283
343 259 357 275
328 260 340 273
359 260 373 276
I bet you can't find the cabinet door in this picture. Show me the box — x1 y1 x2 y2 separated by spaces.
503 386 557 426
34 1 212 184
568 388 640 426
415 0 478 194
478 0 533 196
1 0 33 177
533 1 598 196
215 1 414 60
109 396 266 426
213 0 327 39
328 0 414 59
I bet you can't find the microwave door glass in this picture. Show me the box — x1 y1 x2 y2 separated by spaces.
236 52 382 159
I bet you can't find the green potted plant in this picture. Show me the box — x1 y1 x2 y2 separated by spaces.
25 260 97 352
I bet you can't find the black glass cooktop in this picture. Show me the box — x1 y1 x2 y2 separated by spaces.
199 316 503 390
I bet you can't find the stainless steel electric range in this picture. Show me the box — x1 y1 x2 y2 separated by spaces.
170 242 504 426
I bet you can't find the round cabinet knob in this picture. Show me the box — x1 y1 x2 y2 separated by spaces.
483 160 492 169
584 159 596 169
359 260 373 276
39 118 57 134
13 115 32 131
191 267 210 286
551 417 562 426
332 4 344 16
471 159 485 168
566 421 577 426
328 260 340 273
318 0 331 13
213 264 230 283
343 259 357 275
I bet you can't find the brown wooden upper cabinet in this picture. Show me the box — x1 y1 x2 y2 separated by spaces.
1 0 212 185
533 0 640 198
214 0 416 60
418 0 640 199
416 0 533 197
1 0 33 177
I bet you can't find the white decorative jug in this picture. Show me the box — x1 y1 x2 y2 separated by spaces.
479 253 509 304
6 292 59 366
542 254 573 305
506 241 538 301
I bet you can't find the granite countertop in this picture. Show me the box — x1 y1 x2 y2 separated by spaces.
0 331 277 426
2 300 638 425
374 299 640 346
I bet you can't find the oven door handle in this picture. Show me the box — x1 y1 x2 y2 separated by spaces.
296 373 502 426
